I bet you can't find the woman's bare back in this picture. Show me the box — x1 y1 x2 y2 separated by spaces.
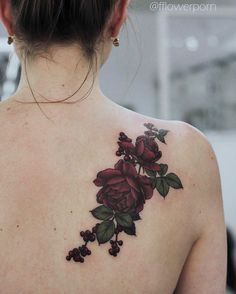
0 97 227 293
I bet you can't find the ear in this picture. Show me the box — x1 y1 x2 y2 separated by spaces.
109 0 131 38
0 0 14 36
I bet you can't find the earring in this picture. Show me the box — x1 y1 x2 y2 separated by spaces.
111 37 120 47
8 35 14 45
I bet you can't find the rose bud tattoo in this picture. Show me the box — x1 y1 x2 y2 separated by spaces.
66 123 183 263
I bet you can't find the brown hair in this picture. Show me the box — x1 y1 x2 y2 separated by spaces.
9 0 129 120
11 0 118 59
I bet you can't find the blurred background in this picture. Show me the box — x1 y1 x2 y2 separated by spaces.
0 0 236 291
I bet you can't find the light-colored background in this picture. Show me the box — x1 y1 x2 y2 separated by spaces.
0 0 235 286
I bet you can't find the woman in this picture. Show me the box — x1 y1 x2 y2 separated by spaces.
0 0 227 293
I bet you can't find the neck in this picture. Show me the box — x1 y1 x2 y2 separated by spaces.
13 44 105 105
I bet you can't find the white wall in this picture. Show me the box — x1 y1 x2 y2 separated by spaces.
100 10 159 117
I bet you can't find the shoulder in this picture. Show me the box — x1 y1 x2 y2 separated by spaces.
164 120 221 205
125 110 222 220
158 124 227 292
167 120 218 168
164 120 220 190
119 107 220 193
123 107 216 163
117 106 217 168
144 117 221 198
146 116 217 167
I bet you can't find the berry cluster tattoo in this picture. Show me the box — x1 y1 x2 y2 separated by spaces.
66 123 183 263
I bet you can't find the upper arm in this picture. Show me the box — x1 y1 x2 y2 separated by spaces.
173 122 227 293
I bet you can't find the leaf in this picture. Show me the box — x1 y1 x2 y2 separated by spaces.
156 177 170 198
90 205 114 220
156 135 166 144
115 213 134 228
165 173 183 189
151 178 157 189
155 134 166 144
96 220 115 244
157 164 168 176
159 129 169 137
129 211 141 221
123 223 136 236
145 169 157 178
156 129 169 144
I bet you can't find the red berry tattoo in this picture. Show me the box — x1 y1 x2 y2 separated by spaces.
66 123 183 263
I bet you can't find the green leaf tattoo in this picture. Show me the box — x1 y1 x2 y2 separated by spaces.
155 177 170 197
90 205 114 220
155 129 169 144
115 213 134 228
157 164 168 176
165 173 183 189
145 169 157 178
129 211 141 221
123 223 136 236
96 220 115 244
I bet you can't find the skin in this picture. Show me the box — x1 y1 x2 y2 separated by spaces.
0 0 227 293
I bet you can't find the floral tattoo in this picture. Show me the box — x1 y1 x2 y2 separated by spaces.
66 123 183 263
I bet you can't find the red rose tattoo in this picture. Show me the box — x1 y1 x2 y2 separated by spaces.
94 159 153 213
66 123 183 263
135 135 162 171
